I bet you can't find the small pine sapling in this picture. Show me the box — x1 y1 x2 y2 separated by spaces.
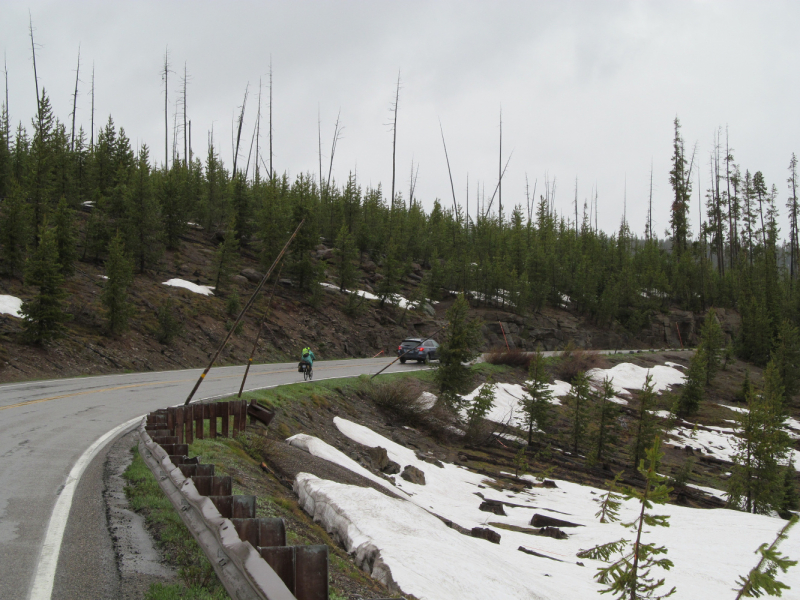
226 290 241 317
589 377 621 466
523 349 554 445
595 472 625 524
632 374 660 469
465 379 496 440
513 446 528 480
699 308 725 384
733 515 798 599
568 371 591 455
675 347 706 418
578 437 676 599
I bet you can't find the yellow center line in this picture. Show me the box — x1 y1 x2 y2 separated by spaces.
0 360 392 412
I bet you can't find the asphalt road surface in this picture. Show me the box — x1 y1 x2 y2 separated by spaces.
0 357 422 600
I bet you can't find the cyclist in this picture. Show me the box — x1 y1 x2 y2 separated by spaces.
301 346 315 366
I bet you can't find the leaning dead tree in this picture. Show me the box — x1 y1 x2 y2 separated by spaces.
28 13 42 128
438 119 459 222
232 84 249 176
70 46 80 152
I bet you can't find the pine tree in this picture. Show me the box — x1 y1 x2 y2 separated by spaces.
778 460 799 519
771 319 800 400
101 232 134 335
522 349 554 445
568 371 591 454
632 374 660 469
53 197 77 276
734 515 798 599
675 348 706 418
698 308 724 384
125 145 163 272
435 294 483 406
513 446 529 479
578 438 676 599
727 362 792 514
589 377 621 466
213 218 240 293
156 297 182 345
0 181 30 278
20 221 71 344
669 117 692 256
465 379 495 440
334 224 358 292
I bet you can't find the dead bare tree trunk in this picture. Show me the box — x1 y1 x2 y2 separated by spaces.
269 58 273 179
162 48 169 168
28 13 41 129
317 107 323 199
182 62 188 165
3 53 9 152
326 110 342 190
232 84 249 176
188 119 192 167
254 78 262 183
70 46 80 152
498 108 503 226
438 119 459 222
389 72 401 225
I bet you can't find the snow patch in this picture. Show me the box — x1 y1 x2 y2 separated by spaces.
294 419 800 600
320 282 417 309
162 278 214 296
586 362 686 396
0 295 23 318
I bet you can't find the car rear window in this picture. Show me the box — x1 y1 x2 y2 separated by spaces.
401 339 421 345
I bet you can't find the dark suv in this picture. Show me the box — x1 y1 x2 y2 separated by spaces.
397 338 440 364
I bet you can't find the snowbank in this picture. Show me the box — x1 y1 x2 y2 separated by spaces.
0 295 23 318
586 362 686 396
162 278 214 296
293 420 800 600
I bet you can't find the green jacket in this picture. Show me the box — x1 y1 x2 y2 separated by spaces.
301 348 315 365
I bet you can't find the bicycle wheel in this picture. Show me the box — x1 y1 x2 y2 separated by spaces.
309 367 313 380
303 366 309 381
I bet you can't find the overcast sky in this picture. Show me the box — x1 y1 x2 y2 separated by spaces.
3 1 800 239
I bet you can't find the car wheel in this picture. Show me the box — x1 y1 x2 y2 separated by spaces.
423 353 430 365
400 358 406 364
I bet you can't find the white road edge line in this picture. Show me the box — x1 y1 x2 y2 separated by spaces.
28 414 144 600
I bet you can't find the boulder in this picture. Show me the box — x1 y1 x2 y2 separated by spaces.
479 500 507 516
400 465 426 485
471 527 501 544
241 268 264 283
318 248 335 260
279 279 293 287
382 460 401 475
231 275 249 286
415 452 444 468
363 260 377 273
368 446 390 470
421 302 436 317
411 262 422 273
530 513 582 528
536 526 568 540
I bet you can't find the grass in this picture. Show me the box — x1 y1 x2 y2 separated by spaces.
123 446 229 600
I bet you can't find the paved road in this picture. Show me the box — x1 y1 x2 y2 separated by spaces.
0 357 421 600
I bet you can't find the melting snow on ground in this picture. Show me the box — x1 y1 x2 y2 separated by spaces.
320 282 418 309
162 278 215 296
290 417 800 600
0 295 23 318
586 362 686 396
460 381 571 427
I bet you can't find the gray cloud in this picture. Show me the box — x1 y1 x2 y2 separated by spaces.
3 1 799 238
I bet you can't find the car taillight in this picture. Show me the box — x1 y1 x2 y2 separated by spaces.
398 346 402 351
418 347 425 352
